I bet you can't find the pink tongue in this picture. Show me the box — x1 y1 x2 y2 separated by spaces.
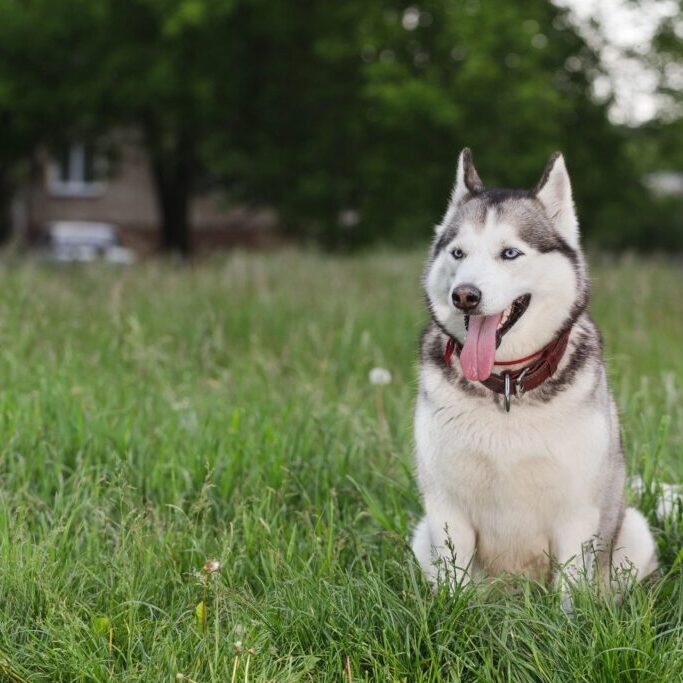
459 313 503 381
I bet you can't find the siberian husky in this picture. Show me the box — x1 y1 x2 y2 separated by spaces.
411 149 657 603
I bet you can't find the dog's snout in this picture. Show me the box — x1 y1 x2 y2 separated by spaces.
452 284 481 311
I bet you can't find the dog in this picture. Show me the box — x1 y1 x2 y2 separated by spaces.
411 148 657 604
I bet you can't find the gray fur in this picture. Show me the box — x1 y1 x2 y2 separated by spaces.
413 149 657 598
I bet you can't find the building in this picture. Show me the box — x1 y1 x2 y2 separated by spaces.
19 135 276 254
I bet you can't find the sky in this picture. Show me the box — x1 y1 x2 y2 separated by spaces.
559 0 679 124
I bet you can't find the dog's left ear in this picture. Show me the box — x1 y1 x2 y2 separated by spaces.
436 148 484 234
450 147 484 207
534 152 579 248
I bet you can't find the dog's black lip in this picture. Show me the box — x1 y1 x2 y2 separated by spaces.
464 294 531 348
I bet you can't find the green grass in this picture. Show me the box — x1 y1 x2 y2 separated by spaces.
0 250 681 681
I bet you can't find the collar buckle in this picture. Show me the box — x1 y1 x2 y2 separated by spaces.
503 373 512 412
514 367 530 398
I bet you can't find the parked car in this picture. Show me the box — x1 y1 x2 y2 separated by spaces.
37 221 136 263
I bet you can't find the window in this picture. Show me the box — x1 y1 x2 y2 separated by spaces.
47 143 106 197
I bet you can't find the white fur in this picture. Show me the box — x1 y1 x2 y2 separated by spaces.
426 215 578 361
412 354 657 592
414 341 606 585
611 508 658 580
413 151 657 603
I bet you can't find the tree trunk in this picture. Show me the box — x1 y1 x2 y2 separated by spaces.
153 160 191 256
0 168 14 245
146 127 194 256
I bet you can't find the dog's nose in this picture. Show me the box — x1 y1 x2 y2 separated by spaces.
452 284 481 311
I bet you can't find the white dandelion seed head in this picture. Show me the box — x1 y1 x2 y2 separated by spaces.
369 367 392 385
203 559 221 574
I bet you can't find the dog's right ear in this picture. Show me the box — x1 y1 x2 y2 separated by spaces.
534 152 579 248
436 148 483 234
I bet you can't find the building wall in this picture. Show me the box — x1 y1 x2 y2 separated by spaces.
26 140 276 252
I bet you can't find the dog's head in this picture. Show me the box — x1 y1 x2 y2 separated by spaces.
424 148 588 382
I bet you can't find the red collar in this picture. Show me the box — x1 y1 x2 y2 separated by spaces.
443 326 573 411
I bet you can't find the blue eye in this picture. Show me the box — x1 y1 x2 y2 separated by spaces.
451 248 465 260
501 247 523 260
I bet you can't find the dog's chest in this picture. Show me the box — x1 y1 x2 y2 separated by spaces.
416 367 608 574
435 415 583 531
417 362 606 491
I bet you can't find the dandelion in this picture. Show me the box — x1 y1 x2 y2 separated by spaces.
196 559 223 634
369 367 392 443
203 559 221 574
369 367 392 385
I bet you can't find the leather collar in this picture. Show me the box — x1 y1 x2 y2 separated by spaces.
444 326 573 410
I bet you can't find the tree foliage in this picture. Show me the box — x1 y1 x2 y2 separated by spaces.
213 0 659 248
0 0 674 251
0 0 239 253
0 0 102 240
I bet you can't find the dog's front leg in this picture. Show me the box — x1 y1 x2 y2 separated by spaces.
552 510 599 612
417 497 476 590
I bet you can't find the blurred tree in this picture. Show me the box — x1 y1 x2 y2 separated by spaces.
0 0 100 242
209 0 655 248
92 0 240 254
0 0 668 251
0 0 239 254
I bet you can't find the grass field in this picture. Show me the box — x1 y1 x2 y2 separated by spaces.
0 250 682 681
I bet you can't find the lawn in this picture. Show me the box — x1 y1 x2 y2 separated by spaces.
0 250 681 681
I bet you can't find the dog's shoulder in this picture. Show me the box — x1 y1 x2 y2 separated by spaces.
532 312 606 404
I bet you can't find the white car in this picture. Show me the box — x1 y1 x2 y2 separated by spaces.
39 221 136 264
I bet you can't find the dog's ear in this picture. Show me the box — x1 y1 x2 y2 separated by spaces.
534 152 579 248
451 147 483 206
436 148 483 234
